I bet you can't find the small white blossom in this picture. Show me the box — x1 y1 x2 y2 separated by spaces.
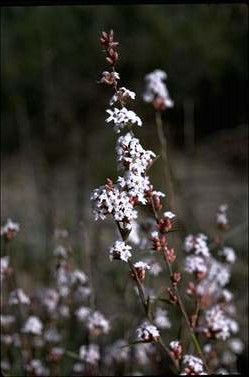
163 211 176 219
53 245 68 258
134 261 151 270
44 327 61 343
184 234 210 257
216 204 229 226
79 344 100 365
1 218 20 239
9 289 30 305
110 87 136 106
184 255 207 275
203 305 239 340
0 256 9 281
109 240 132 262
136 321 159 342
43 289 59 313
146 259 162 276
71 269 88 285
181 354 207 375
91 183 137 230
228 338 244 354
73 286 91 302
58 304 70 318
87 311 110 335
26 359 49 377
106 107 142 133
154 308 171 329
218 247 236 264
104 339 130 365
22 316 43 336
143 69 174 109
75 306 91 322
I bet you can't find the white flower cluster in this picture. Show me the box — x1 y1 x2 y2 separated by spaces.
79 344 100 365
106 107 142 133
109 240 132 262
8 289 30 305
143 69 174 108
104 339 130 365
154 308 171 329
136 321 160 342
109 87 136 106
1 218 20 237
116 132 155 174
184 233 210 257
203 304 239 341
216 204 229 226
87 310 110 335
22 316 43 336
91 183 137 230
180 354 207 375
185 255 208 275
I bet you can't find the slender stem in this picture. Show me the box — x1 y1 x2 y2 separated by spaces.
155 111 175 210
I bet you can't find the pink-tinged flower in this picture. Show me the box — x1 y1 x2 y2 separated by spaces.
143 69 174 111
1 219 20 241
109 240 132 262
181 354 207 375
110 87 136 105
132 261 151 282
136 321 160 342
79 344 100 365
106 107 142 133
22 316 43 336
169 340 183 360
202 304 239 340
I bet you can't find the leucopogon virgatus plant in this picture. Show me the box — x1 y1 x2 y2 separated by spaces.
90 29 244 375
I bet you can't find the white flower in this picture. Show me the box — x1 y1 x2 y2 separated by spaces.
53 245 68 258
118 173 151 205
0 256 9 281
134 343 155 365
43 289 59 313
204 305 239 340
9 289 30 305
1 218 20 238
79 344 100 365
91 183 137 230
106 107 142 133
184 255 207 275
228 338 244 354
71 269 88 285
218 247 236 264
1 315 15 327
136 321 159 342
216 204 229 225
134 261 151 270
26 359 49 377
44 327 61 343
87 311 110 335
127 220 141 245
154 308 171 329
109 87 136 106
143 69 174 109
22 316 43 336
116 132 155 174
109 240 132 262
146 259 162 276
163 211 176 219
181 354 206 375
75 306 91 322
184 234 210 257
104 339 130 365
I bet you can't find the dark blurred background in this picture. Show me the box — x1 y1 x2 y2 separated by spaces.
1 4 248 371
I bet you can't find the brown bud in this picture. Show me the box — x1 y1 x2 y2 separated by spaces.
171 272 181 286
166 287 177 304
